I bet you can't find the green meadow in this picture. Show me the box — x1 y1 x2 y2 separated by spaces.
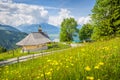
0 37 120 80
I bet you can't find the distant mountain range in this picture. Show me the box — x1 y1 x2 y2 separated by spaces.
17 23 60 40
0 24 20 32
0 24 27 50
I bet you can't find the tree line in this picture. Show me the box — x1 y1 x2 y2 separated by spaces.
60 0 120 42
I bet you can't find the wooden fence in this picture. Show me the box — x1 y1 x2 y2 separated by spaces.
0 51 52 67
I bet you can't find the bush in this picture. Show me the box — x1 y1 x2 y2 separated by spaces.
0 46 7 53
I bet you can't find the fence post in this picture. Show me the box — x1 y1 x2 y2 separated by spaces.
32 54 34 59
17 57 19 63
12 49 14 56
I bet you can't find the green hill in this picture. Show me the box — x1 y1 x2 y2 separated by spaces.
0 24 27 50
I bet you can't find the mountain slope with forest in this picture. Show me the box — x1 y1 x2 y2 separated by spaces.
0 24 27 50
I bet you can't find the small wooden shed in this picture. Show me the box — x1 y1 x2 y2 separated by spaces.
16 27 51 52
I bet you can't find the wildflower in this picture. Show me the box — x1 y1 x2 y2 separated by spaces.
66 59 69 61
6 71 9 74
45 72 51 76
49 77 52 79
86 76 94 80
70 56 73 59
50 68 53 72
66 66 69 68
19 75 21 78
94 65 99 69
52 60 59 65
54 62 58 65
41 74 44 77
99 62 104 66
85 66 91 71
37 76 40 79
60 63 63 65
81 48 85 52
71 63 74 66
89 77 94 80
47 60 51 62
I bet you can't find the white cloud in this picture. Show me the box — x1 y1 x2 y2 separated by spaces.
0 0 13 3
48 8 74 26
77 16 91 25
0 0 91 27
48 8 91 26
0 0 48 26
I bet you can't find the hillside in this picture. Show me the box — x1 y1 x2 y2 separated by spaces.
0 37 119 80
17 23 60 40
0 24 27 50
0 24 20 32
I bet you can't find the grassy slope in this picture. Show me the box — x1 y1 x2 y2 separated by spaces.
0 38 120 80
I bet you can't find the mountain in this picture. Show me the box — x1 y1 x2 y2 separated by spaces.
0 24 27 50
0 24 20 32
17 23 60 40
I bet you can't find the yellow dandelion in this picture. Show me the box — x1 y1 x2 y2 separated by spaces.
37 76 40 79
99 62 104 65
66 59 68 61
86 76 94 80
50 68 53 72
60 63 63 65
19 75 21 78
81 48 85 52
71 63 74 66
45 72 51 76
66 66 69 68
89 77 94 80
6 71 9 74
54 62 58 65
94 65 99 69
47 59 51 62
49 77 52 79
85 66 91 71
70 56 73 59
41 74 44 77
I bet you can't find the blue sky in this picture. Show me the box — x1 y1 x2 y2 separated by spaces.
0 0 96 26
13 0 95 16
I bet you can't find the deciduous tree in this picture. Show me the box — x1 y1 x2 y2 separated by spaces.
79 23 93 41
60 18 78 42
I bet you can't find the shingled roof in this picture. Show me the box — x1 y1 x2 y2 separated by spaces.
16 31 51 46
